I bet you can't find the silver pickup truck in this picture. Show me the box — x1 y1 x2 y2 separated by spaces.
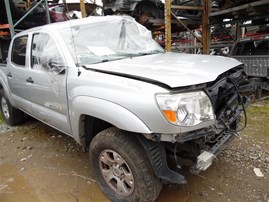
229 35 269 96
230 35 269 77
0 16 260 201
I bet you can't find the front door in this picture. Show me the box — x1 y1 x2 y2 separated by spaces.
27 32 71 135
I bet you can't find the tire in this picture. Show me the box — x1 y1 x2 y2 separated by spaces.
0 90 24 126
89 127 162 202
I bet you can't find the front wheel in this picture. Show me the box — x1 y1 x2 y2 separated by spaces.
0 91 24 126
89 127 162 202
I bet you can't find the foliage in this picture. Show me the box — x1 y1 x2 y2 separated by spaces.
246 100 269 137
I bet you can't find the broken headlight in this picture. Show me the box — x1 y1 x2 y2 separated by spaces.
156 91 215 126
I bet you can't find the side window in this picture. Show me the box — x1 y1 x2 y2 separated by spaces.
252 40 269 55
233 43 244 55
11 36 28 66
242 41 255 55
31 33 66 74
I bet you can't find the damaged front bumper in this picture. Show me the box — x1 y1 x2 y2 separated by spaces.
141 68 252 184
190 69 251 174
190 131 237 174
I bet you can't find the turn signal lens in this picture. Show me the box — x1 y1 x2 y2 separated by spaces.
163 110 177 123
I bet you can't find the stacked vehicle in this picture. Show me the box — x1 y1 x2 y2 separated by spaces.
229 34 269 97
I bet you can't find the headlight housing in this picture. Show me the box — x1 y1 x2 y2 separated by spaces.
156 91 214 126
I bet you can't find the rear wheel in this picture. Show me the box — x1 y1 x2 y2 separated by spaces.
0 91 24 125
89 127 162 202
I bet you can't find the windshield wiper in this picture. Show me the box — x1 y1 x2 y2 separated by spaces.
80 57 122 67
132 51 163 57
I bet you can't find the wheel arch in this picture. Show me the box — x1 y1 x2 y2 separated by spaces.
69 96 152 149
133 0 160 16
79 115 112 150
0 77 16 107
133 0 160 20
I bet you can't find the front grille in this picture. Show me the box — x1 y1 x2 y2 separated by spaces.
206 67 248 133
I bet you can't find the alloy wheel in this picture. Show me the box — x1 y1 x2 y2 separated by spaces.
99 149 134 196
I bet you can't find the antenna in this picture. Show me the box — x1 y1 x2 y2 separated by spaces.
64 1 81 77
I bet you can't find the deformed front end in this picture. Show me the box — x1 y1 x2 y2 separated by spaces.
140 66 251 183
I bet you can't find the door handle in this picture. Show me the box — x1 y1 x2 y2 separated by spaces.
7 72 12 78
26 77 34 83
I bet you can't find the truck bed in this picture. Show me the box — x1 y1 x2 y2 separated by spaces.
232 55 269 78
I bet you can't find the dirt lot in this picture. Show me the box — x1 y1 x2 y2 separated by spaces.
0 101 269 202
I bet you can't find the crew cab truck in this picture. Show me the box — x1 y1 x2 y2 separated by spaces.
0 16 258 201
229 35 269 97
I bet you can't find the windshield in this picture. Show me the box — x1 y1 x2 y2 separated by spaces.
59 16 164 65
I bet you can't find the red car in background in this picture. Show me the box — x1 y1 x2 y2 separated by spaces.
0 0 90 30
49 4 69 22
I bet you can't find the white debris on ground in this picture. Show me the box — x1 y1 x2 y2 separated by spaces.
253 168 264 178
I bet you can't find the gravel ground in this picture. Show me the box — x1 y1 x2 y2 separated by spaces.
0 101 269 202
0 122 17 134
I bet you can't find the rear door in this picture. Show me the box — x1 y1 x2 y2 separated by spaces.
8 35 32 113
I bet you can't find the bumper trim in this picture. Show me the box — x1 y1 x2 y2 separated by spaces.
190 132 234 175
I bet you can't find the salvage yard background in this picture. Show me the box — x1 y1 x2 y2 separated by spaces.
0 100 268 202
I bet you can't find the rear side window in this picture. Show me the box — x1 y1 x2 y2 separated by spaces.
252 40 269 55
11 36 28 66
234 40 269 55
234 41 255 55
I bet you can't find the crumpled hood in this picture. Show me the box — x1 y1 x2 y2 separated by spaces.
91 52 242 88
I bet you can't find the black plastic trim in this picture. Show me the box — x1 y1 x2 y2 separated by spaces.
136 135 187 184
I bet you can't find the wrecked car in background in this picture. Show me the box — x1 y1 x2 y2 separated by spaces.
229 34 269 98
103 0 163 25
0 0 98 28
0 0 47 30
102 0 262 26
0 16 266 201
102 0 219 25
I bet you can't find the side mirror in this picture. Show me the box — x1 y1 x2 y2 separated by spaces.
40 56 66 74
48 59 66 74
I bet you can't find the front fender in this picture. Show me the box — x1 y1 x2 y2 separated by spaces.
69 96 152 143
